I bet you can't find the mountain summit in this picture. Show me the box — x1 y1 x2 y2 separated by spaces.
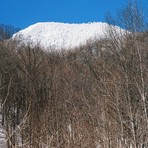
13 22 122 50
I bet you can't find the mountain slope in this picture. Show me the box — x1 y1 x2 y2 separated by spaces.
13 22 122 50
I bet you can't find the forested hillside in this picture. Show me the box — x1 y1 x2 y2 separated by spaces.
0 2 148 148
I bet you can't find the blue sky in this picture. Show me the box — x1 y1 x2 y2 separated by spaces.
0 0 147 29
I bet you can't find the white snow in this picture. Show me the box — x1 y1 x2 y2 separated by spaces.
0 113 6 147
13 22 123 51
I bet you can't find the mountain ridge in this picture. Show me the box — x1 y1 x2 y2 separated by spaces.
13 22 123 50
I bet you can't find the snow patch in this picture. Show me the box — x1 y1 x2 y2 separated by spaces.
13 22 123 51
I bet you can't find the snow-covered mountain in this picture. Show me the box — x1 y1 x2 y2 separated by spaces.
13 22 122 50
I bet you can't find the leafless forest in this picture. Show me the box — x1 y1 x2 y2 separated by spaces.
0 3 148 148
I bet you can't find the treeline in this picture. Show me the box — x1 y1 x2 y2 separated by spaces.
0 24 19 40
0 2 148 148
